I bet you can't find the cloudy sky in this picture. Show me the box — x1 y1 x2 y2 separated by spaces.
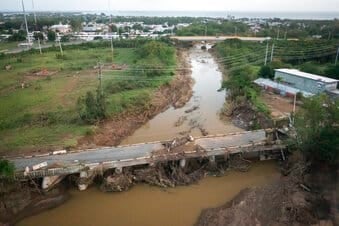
1 0 339 12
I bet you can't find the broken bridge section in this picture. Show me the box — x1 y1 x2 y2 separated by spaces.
10 129 285 182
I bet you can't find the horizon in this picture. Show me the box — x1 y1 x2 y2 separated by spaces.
1 0 339 13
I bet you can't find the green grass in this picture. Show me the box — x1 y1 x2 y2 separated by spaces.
0 43 175 153
0 41 20 52
0 124 93 152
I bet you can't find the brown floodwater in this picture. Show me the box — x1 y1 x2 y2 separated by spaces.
18 161 279 226
122 44 242 145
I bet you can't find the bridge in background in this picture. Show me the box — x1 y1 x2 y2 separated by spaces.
171 36 271 42
8 129 285 190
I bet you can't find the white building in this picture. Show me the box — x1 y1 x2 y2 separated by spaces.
50 24 72 33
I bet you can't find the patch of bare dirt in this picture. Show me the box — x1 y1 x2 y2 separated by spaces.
78 50 193 148
261 92 299 119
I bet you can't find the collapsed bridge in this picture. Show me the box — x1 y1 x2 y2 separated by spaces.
8 129 286 191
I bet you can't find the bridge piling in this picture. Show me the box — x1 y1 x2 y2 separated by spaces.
179 159 186 168
78 170 95 191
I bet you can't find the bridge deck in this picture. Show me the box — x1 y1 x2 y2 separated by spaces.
9 130 285 179
171 36 270 42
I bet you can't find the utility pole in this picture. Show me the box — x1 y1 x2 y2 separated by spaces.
58 36 63 56
270 43 275 62
335 47 339 66
293 93 297 113
264 41 269 66
234 26 237 36
110 36 114 64
98 62 103 95
205 25 207 37
31 0 42 54
108 0 112 24
32 0 37 26
38 36 42 54
21 0 31 48
276 27 280 40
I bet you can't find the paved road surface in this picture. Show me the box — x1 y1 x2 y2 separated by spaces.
171 36 271 42
10 130 266 170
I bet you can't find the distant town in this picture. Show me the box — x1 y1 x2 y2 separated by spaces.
0 11 338 50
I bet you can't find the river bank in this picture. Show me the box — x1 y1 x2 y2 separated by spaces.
209 45 273 130
195 154 339 226
78 49 194 148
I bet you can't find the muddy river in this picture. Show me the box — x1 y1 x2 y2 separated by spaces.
18 45 277 226
122 44 241 145
19 162 279 226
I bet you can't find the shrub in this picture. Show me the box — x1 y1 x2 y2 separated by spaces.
258 65 274 80
0 160 15 178
77 90 107 124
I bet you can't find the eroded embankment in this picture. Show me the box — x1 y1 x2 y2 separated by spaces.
78 49 193 148
195 154 338 226
0 180 69 226
209 48 273 130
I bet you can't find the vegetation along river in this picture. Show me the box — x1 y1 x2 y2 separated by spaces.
18 45 277 226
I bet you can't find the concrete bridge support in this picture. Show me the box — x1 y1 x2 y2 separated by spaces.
115 167 123 174
180 159 186 168
42 175 65 191
208 155 217 170
78 170 95 191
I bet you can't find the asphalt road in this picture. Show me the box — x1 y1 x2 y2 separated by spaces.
10 130 266 170
171 36 271 42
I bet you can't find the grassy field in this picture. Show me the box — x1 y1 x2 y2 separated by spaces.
0 41 175 153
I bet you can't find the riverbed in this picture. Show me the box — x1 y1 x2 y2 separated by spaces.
122 44 241 145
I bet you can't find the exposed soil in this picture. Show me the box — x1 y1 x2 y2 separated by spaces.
195 154 338 226
261 92 300 119
221 101 273 130
78 49 193 148
0 180 69 226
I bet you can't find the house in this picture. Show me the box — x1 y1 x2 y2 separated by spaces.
50 24 72 33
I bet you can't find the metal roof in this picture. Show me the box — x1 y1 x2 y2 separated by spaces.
275 69 338 84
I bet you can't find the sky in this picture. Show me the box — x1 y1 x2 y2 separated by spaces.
1 0 339 12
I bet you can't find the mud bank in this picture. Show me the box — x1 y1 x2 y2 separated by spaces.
195 155 338 226
0 181 68 226
78 49 193 148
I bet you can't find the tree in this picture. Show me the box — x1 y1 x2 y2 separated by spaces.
294 94 339 163
132 23 143 31
258 65 274 79
324 65 339 80
47 30 56 42
70 18 82 32
109 24 118 32
7 30 26 41
77 90 106 123
33 32 44 41
61 35 71 42
0 160 15 178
